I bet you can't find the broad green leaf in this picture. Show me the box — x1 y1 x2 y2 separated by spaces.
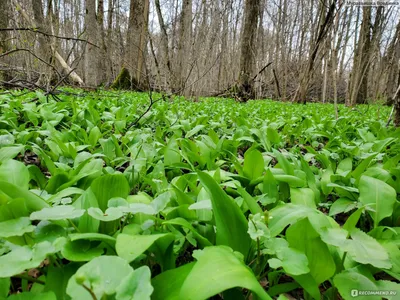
269 204 317 237
69 233 116 246
0 278 10 298
66 256 134 300
0 242 56 277
30 206 85 221
7 291 56 300
180 246 272 300
262 169 278 203
0 159 30 190
286 218 336 284
115 266 153 300
243 149 264 180
91 174 130 211
321 167 333 195
197 171 252 257
152 263 195 300
61 239 103 262
358 175 396 228
116 233 174 265
329 198 357 216
0 217 35 238
0 146 24 162
345 229 391 269
290 188 316 208
87 207 123 222
0 181 49 213
334 269 398 300
273 150 294 176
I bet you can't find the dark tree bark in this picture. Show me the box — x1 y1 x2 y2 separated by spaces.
125 0 150 90
0 0 10 80
237 0 260 101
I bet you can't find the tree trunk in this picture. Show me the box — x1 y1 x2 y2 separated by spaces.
238 0 260 101
177 0 192 96
0 0 10 81
155 0 175 92
125 0 150 90
385 21 400 105
293 0 337 104
85 0 102 86
348 6 384 106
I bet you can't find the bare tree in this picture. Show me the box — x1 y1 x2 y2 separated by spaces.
177 0 193 96
0 0 10 81
238 0 260 101
125 0 150 90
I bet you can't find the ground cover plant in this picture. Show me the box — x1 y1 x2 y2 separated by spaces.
0 90 399 300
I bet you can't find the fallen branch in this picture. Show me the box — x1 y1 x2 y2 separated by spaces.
0 27 99 48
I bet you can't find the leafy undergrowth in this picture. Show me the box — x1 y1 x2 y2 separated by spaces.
0 90 399 300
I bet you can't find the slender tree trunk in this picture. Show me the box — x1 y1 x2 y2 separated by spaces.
85 0 101 86
293 0 337 104
155 0 175 92
0 0 10 81
385 21 400 105
238 0 260 101
125 0 150 90
348 7 384 106
177 0 192 96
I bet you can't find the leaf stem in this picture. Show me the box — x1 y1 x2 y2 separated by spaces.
68 219 81 233
82 283 98 300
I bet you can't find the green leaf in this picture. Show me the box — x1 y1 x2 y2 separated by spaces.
115 266 153 300
66 256 134 300
0 181 50 212
87 207 123 222
345 229 391 269
0 217 35 238
269 204 317 237
321 167 333 195
0 146 24 162
88 126 101 147
286 218 336 285
262 169 278 203
7 291 56 300
290 188 316 208
243 149 264 180
329 198 357 216
197 171 252 257
162 218 212 248
179 246 272 300
30 206 85 221
358 175 396 228
0 278 10 298
0 160 30 190
152 263 195 300
116 233 174 265
91 174 130 211
334 269 390 300
0 242 56 277
61 239 103 262
273 150 294 176
237 186 263 214
44 263 78 300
